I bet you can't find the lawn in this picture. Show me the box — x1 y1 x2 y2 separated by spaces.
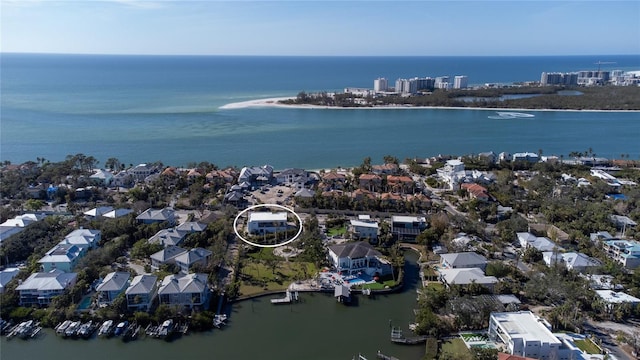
238 258 317 297
439 338 473 360
360 280 397 290
327 225 347 237
574 338 602 354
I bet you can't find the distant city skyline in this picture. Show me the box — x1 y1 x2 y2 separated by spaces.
1 1 639 56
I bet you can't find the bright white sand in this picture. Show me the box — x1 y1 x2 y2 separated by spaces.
219 97 640 113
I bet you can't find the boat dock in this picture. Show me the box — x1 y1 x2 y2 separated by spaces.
6 320 41 340
390 326 428 345
270 289 299 304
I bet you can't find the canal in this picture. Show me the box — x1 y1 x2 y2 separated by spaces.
1 251 425 360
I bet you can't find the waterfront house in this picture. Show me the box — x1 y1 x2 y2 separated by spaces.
89 169 114 186
438 268 497 291
38 243 83 273
327 241 392 276
157 273 210 310
386 175 414 193
511 152 539 163
349 217 379 241
238 165 274 187
16 270 77 306
136 207 176 226
321 171 347 190
372 163 399 175
247 211 289 234
111 170 133 188
174 247 212 274
275 168 309 187
206 168 236 183
390 215 427 241
126 275 158 312
130 163 158 182
358 173 382 192
488 311 561 360
96 271 131 307
440 252 488 270
602 239 640 269
0 268 20 294
150 245 187 270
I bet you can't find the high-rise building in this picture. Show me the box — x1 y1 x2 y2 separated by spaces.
435 76 450 89
374 78 388 92
540 72 578 86
416 77 435 91
453 75 468 89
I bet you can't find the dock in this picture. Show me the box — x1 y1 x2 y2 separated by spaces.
270 289 299 304
390 326 428 345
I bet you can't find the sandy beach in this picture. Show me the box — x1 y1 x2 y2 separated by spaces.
219 96 640 113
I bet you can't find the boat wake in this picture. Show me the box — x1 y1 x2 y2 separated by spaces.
488 111 535 119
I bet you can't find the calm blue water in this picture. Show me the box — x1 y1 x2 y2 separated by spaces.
2 53 639 168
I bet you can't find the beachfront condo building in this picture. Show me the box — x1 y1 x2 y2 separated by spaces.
453 75 468 89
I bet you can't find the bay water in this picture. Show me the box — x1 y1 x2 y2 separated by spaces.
1 53 639 168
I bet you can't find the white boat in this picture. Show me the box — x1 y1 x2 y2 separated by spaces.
213 314 227 328
98 320 113 337
64 321 80 338
56 320 72 335
489 111 536 119
157 319 173 339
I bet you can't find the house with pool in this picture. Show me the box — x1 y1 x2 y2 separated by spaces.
327 241 392 277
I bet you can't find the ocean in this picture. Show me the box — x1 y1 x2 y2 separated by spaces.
1 53 639 169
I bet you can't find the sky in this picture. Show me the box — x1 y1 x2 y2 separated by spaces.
1 0 639 56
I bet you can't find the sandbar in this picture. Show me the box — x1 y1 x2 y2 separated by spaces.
219 97 640 113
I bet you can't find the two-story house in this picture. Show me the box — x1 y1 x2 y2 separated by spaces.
157 273 210 310
126 274 158 312
96 271 131 307
16 270 77 306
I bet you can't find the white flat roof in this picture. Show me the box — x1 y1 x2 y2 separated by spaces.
596 290 640 304
350 220 378 229
249 212 288 222
391 215 425 223
491 311 561 345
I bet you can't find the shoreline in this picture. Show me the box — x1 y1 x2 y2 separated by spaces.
219 96 640 113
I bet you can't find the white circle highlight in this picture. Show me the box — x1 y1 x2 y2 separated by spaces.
233 204 304 248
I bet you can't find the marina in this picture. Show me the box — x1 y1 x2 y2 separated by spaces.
6 320 42 340
0 252 424 360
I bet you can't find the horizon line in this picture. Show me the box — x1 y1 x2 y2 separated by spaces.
2 51 639 58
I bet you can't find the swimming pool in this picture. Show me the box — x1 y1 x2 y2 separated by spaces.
345 278 365 285
77 295 92 310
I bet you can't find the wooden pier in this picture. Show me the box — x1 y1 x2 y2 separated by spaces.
390 326 428 345
270 289 299 304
